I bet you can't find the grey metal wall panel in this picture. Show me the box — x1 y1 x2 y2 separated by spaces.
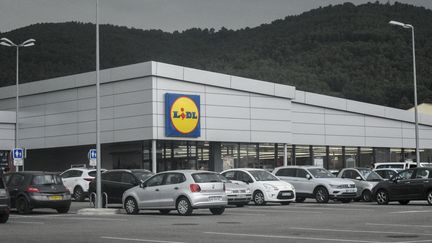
20 105 44 118
365 117 402 128
45 135 78 147
251 131 291 143
184 67 231 88
114 127 153 142
250 96 291 110
113 78 152 93
366 137 403 148
114 90 152 106
326 136 365 147
325 125 365 137
231 76 275 96
44 89 77 104
251 120 291 132
0 128 14 139
251 108 291 121
113 116 152 130
45 112 78 126
114 103 152 118
206 117 250 131
325 113 364 126
45 124 77 137
292 112 325 124
20 127 45 139
206 106 250 119
156 77 205 93
206 93 249 107
365 127 402 138
292 123 325 135
292 134 325 145
206 129 251 142
45 101 77 115
20 95 45 107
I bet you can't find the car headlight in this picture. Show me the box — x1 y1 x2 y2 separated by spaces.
0 189 7 198
329 184 343 189
263 183 278 191
246 188 251 194
225 189 232 194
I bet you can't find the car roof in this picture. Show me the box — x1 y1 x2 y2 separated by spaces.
7 171 59 175
274 166 324 170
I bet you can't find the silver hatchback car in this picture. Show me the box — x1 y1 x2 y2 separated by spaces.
122 170 228 216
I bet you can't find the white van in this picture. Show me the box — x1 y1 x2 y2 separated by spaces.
373 161 430 170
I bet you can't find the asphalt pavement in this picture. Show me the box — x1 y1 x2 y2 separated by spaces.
2 200 432 243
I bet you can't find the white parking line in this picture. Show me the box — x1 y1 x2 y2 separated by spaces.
238 209 322 214
101 236 186 243
203 231 386 243
13 221 45 225
226 212 266 216
290 227 432 237
391 210 432 214
366 223 432 228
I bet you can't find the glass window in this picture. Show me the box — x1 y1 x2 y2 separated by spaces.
308 168 335 178
359 147 374 168
259 144 275 170
296 169 309 179
390 148 403 162
121 173 137 185
341 170 352 179
396 169 414 180
197 142 209 170
146 174 165 187
60 170 73 178
275 168 296 177
277 144 292 167
132 171 153 182
222 143 238 170
414 169 430 179
375 148 390 162
313 146 326 167
239 144 258 168
345 147 358 168
295 145 311 166
32 175 62 185
247 170 278 181
104 172 121 182
236 171 253 183
222 171 236 180
192 173 221 183
165 173 186 185
328 147 343 170
8 174 25 187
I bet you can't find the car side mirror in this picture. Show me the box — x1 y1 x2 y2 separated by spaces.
306 174 312 180
355 176 362 180
139 182 146 188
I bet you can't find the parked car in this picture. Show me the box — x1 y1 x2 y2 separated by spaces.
373 168 402 180
221 168 295 206
338 168 383 202
372 167 432 205
273 166 357 203
0 171 10 223
88 169 153 207
5 171 71 214
122 170 227 216
373 162 417 170
217 174 251 207
60 167 106 201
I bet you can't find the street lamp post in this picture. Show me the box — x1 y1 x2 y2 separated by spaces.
389 20 420 167
0 38 36 171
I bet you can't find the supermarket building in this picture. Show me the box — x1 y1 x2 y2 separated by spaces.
0 61 431 172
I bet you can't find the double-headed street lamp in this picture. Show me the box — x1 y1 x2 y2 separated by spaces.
0 37 36 171
389 20 420 167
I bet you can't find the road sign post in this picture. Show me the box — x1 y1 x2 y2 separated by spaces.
12 148 24 167
88 149 97 167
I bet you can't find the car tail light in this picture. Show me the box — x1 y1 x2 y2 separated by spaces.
27 187 40 193
189 184 201 193
84 177 94 182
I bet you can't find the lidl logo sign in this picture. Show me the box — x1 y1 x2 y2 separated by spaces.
165 93 200 137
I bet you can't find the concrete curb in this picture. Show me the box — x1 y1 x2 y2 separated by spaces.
77 208 121 215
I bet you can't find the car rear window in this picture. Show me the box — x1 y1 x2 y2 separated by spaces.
32 175 63 185
192 173 221 183
88 171 97 177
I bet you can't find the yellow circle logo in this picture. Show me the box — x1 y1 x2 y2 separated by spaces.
170 96 199 134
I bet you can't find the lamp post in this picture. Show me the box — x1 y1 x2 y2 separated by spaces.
95 0 102 209
389 20 420 167
0 38 36 171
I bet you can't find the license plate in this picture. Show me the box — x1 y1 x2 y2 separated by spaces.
282 192 292 196
346 189 355 193
49 195 63 201
209 196 222 201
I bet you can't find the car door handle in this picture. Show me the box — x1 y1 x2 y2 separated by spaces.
155 189 159 191
174 187 179 190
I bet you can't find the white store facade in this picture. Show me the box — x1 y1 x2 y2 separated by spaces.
0 61 431 172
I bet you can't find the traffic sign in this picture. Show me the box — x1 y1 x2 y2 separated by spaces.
13 148 23 159
88 149 97 166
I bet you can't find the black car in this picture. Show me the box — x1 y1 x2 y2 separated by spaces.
372 167 432 205
5 171 71 214
89 169 153 207
0 170 10 223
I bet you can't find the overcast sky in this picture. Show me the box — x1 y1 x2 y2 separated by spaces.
1 0 432 33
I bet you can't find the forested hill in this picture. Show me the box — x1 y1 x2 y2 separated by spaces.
0 2 432 109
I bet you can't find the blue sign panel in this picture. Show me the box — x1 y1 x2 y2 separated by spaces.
13 148 23 159
89 149 97 159
165 93 200 137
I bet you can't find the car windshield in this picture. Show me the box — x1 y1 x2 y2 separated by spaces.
217 174 231 183
133 171 153 181
358 169 382 181
248 170 279 181
308 168 335 178
32 175 63 185
376 164 404 169
192 173 221 183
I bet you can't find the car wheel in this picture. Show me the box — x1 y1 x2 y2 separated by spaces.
295 197 306 203
362 190 372 202
17 197 31 214
176 197 193 216
56 207 70 214
209 207 225 215
340 198 351 203
314 187 329 203
427 190 432 205
398 200 410 205
73 186 85 202
0 213 9 223
253 191 266 206
281 202 291 205
376 190 389 205
124 197 139 215
159 209 171 215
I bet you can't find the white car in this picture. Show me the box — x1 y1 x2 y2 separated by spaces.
273 166 357 203
221 168 295 206
60 168 104 201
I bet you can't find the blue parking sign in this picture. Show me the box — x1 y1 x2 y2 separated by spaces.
13 148 23 159
89 149 97 160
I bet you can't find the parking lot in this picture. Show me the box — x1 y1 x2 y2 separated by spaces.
1 200 432 243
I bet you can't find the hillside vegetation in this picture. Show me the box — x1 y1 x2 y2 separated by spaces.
0 2 431 109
